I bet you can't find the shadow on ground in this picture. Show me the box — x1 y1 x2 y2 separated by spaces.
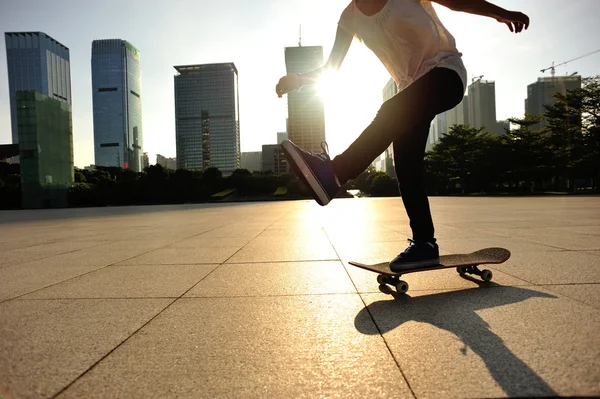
354 286 558 397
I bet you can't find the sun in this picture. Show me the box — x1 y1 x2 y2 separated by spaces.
313 62 386 156
315 69 340 102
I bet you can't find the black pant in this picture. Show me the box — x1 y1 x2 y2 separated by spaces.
332 67 464 242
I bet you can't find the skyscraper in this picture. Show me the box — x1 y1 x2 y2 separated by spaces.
5 32 71 146
285 45 325 153
377 78 397 175
426 113 447 151
262 144 288 174
174 63 240 174
445 96 469 129
17 91 73 208
468 78 497 134
91 39 143 172
525 75 581 130
241 151 262 172
277 132 288 144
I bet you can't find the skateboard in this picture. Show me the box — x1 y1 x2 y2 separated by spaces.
348 247 511 294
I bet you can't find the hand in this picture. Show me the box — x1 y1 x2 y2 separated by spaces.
275 74 302 98
497 11 529 33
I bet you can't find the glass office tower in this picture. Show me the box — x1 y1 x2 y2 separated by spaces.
285 45 325 153
92 39 143 171
5 32 71 146
17 91 74 209
174 63 240 174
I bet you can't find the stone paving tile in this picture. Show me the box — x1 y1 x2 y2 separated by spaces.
438 236 564 254
186 261 355 297
514 233 600 251
0 262 106 302
500 250 600 285
333 239 413 263
227 235 338 263
21 264 218 299
0 240 109 267
0 298 171 399
167 236 253 249
541 284 600 309
360 286 600 398
56 296 412 399
118 246 242 265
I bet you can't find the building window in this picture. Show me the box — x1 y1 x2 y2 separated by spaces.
99 87 118 92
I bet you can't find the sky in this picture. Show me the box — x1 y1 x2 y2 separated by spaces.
0 0 599 168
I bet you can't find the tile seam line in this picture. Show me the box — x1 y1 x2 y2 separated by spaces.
0 223 240 305
183 216 290 293
322 226 417 398
48 225 245 399
13 292 361 301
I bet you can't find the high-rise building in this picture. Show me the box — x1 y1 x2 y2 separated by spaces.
156 154 177 170
446 96 469 129
496 120 510 135
468 78 497 134
375 79 397 176
285 46 325 153
17 91 73 208
241 151 262 172
174 63 240 174
262 144 287 174
426 113 447 151
92 39 143 172
5 32 71 147
143 152 150 169
525 76 582 130
277 132 288 144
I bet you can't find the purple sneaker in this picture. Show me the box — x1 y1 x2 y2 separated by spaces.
281 140 340 206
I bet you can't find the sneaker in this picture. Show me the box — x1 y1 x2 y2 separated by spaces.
389 239 440 272
281 139 340 206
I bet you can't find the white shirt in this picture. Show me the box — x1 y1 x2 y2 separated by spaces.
338 0 468 92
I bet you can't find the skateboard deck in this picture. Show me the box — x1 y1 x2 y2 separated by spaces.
349 247 510 294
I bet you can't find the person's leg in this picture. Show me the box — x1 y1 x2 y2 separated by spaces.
393 120 435 242
281 68 462 207
331 68 463 184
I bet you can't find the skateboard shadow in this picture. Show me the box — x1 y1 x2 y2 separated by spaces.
354 286 559 397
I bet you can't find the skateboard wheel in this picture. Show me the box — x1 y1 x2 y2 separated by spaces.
377 275 386 285
481 269 493 282
396 280 409 294
457 267 466 276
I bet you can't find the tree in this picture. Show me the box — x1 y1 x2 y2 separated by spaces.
501 115 552 192
545 76 600 191
426 125 493 194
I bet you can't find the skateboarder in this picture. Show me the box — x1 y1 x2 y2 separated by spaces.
275 0 529 271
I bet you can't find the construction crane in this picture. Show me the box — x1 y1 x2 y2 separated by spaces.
541 48 600 77
472 74 484 83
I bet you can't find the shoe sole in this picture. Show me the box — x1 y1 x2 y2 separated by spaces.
389 257 440 273
281 141 331 206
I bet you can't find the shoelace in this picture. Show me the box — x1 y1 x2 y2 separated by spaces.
309 141 331 162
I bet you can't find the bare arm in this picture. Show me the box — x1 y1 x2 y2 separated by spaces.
431 0 529 33
276 27 353 98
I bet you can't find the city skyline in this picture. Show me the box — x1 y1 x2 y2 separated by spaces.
1 0 599 168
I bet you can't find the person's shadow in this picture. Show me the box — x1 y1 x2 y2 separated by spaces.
354 282 558 397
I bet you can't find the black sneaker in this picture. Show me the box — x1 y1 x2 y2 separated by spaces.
281 139 340 206
389 239 440 272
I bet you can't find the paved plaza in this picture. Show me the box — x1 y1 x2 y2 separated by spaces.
0 197 599 398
